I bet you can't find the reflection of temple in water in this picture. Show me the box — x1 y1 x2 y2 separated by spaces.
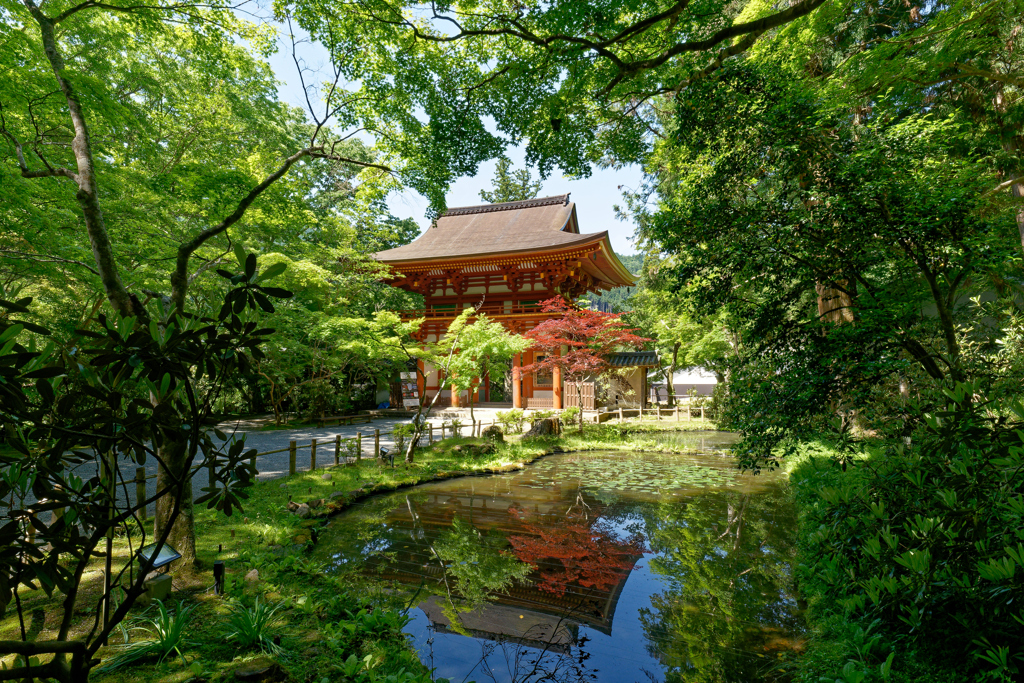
368 485 644 647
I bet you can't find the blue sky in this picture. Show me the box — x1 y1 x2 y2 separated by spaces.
264 34 645 256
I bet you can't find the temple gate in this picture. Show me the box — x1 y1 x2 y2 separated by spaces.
374 194 634 409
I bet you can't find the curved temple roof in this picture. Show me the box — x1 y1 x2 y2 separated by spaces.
374 194 634 289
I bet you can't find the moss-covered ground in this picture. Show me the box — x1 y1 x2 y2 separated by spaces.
1 419 717 683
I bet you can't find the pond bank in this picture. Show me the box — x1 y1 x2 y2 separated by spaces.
4 422 723 683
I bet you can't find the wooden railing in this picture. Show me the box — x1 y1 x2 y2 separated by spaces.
126 405 714 513
398 301 548 320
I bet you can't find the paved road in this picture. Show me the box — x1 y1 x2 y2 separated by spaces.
58 409 514 514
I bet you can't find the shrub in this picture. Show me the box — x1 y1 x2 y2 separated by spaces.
447 418 464 437
561 406 581 424
95 600 196 672
792 383 1024 681
392 423 415 454
496 409 525 434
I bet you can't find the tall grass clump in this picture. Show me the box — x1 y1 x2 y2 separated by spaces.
95 600 196 672
223 598 287 656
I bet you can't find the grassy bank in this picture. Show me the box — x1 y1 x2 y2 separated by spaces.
2 420 716 683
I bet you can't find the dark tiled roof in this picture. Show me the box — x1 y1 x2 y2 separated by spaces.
608 351 659 368
442 194 571 216
374 195 597 262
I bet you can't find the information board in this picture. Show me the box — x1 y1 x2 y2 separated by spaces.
400 372 420 408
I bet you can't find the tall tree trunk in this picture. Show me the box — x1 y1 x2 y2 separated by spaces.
815 281 855 323
153 442 197 569
666 342 680 407
23 0 136 318
994 89 1024 250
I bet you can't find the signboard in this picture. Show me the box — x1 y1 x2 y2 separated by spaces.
400 372 420 408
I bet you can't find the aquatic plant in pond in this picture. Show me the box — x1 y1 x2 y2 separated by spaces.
519 452 739 495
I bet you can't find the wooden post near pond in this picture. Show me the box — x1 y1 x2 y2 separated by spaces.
429 424 433 444
310 438 317 471
374 429 380 459
356 432 362 462
289 440 297 475
334 435 341 466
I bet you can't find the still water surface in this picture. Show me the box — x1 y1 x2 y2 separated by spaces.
318 432 802 683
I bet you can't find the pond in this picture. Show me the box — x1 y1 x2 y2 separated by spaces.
316 433 803 683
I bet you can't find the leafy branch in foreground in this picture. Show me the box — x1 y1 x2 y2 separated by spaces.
0 252 288 683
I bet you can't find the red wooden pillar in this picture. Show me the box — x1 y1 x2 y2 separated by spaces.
451 381 460 408
552 352 562 410
523 350 534 407
512 354 522 409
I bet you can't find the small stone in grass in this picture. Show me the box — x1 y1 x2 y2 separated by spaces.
279 483 288 489
321 473 332 481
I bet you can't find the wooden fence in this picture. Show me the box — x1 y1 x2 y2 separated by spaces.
125 405 712 515
563 381 596 410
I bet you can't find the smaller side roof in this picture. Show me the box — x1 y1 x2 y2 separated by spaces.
608 351 659 368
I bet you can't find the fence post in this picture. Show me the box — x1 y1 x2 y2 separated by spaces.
440 423 445 439
250 450 257 475
675 406 680 422
310 438 318 471
639 403 643 422
356 432 362 462
700 405 705 420
335 435 341 466
136 467 147 522
429 423 433 444
374 429 380 459
687 405 692 421
51 486 64 527
207 454 215 491
289 440 297 475
618 407 623 422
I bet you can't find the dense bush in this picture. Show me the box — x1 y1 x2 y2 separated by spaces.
496 409 527 434
790 383 1024 682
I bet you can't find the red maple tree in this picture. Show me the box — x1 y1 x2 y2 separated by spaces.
521 296 650 431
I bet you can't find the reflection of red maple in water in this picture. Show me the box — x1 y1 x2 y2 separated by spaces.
506 509 648 596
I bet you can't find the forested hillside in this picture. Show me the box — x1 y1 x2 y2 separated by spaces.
585 253 643 311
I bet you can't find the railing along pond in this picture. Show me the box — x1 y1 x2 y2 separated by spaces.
128 404 712 520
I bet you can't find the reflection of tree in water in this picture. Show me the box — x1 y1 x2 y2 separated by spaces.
506 502 648 598
430 515 533 632
638 488 801 683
